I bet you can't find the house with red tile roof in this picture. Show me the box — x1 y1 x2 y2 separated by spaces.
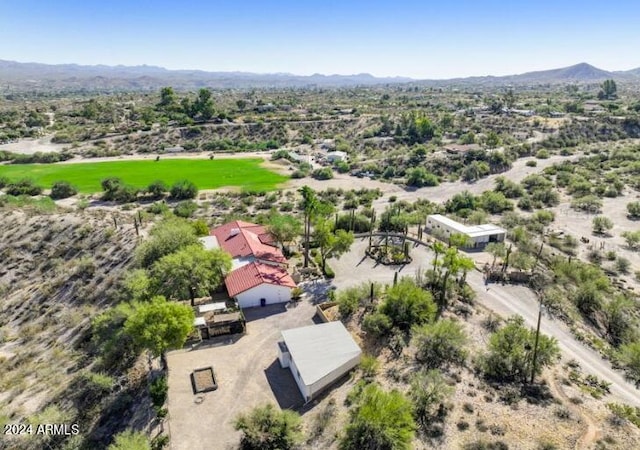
200 220 297 309
225 262 296 308
210 220 287 269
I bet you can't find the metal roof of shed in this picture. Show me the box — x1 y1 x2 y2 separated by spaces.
281 322 361 386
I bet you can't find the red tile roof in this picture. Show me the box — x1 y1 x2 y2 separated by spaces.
211 220 286 264
225 262 297 297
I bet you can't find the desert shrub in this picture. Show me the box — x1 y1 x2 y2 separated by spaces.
312 167 334 180
336 283 381 317
615 257 631 274
479 191 514 214
113 185 139 203
134 218 199 267
617 342 640 385
108 430 151 450
190 219 209 236
574 284 602 316
623 231 640 250
407 167 439 187
480 315 559 383
148 202 170 215
535 149 550 159
173 200 198 218
150 376 168 409
362 312 392 338
592 216 613 234
234 403 303 450
170 179 198 199
147 180 168 199
50 180 78 199
412 319 468 369
627 201 640 219
340 383 415 450
5 178 42 196
359 355 380 380
410 369 452 433
335 213 373 233
380 278 437 331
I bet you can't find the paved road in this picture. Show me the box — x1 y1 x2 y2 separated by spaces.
331 238 640 407
468 270 640 407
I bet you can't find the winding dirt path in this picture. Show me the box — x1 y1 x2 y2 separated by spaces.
547 372 602 449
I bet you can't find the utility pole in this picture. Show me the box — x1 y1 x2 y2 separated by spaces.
530 303 544 384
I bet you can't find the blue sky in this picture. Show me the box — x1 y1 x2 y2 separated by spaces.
1 0 638 78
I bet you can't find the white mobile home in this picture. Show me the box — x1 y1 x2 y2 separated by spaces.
278 322 361 402
426 214 506 248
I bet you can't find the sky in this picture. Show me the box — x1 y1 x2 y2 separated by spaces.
1 0 639 79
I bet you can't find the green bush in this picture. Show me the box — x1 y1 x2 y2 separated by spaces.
359 354 380 380
234 403 303 450
108 430 151 450
412 319 468 368
362 312 392 337
113 185 139 203
148 202 170 215
150 376 168 409
5 178 42 196
147 180 168 199
480 315 559 383
380 278 437 331
312 167 334 180
49 180 78 199
174 200 198 218
341 383 415 450
535 149 550 159
170 179 198 199
627 201 640 219
191 219 209 236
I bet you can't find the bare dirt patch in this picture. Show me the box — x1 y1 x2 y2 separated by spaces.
0 135 67 154
166 300 318 450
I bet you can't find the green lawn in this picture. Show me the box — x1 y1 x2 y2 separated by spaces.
0 158 289 193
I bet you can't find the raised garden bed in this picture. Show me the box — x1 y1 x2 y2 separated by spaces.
191 367 218 394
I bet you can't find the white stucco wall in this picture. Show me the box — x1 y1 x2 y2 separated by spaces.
288 358 311 401
235 284 292 309
426 217 505 247
308 353 361 398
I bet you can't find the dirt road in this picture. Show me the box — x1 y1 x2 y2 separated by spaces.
371 154 579 209
466 270 640 407
330 238 640 408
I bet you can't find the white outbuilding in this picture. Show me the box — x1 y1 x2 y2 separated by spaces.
326 150 347 163
225 261 296 309
426 214 506 248
278 322 362 402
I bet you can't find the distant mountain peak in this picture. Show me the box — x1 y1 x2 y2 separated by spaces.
0 59 638 92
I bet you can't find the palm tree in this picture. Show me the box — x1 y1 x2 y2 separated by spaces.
299 186 317 268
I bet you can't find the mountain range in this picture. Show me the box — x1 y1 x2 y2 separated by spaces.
0 60 639 92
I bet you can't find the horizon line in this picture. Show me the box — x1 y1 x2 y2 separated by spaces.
2 58 640 81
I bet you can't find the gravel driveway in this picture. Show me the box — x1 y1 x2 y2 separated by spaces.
166 300 317 450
